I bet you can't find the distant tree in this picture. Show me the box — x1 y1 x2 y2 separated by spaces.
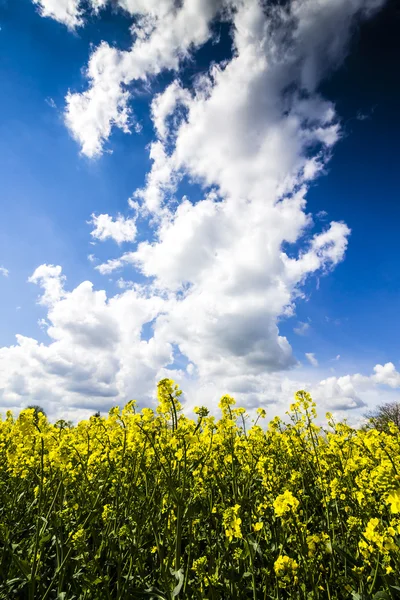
25 405 47 426
54 419 73 430
363 401 400 433
92 411 101 418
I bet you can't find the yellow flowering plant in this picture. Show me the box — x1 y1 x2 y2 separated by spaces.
0 382 400 599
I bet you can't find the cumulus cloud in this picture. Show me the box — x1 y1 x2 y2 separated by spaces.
45 0 386 160
89 213 137 245
9 0 390 422
1 265 399 427
0 267 172 421
0 266 9 277
32 0 82 29
63 0 226 157
28 264 66 306
311 362 400 416
306 353 318 367
32 0 107 29
372 362 400 388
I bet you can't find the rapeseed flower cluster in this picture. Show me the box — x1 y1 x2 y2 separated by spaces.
273 490 300 518
222 504 243 541
0 379 399 599
274 555 299 588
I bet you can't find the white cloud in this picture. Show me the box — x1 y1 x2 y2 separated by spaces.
38 318 49 330
372 362 400 388
11 0 390 423
28 264 66 306
89 213 137 245
283 222 351 285
151 81 191 141
63 0 225 157
306 352 318 367
311 362 400 415
96 252 137 275
186 362 195 376
32 0 83 29
0 266 9 277
294 321 310 336
65 42 132 157
132 141 178 215
0 266 172 421
116 278 135 290
1 265 399 427
32 0 107 29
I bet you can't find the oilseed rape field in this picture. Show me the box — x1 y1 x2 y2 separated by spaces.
0 379 400 599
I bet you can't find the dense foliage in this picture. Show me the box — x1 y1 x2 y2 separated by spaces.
0 379 400 599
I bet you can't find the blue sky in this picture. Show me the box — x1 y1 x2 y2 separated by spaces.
0 0 399 423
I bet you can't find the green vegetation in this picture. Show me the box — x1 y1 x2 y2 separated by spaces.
0 380 399 599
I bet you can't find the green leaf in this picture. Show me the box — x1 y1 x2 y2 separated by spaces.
10 553 30 578
6 578 23 586
40 533 52 545
373 593 390 600
333 543 363 568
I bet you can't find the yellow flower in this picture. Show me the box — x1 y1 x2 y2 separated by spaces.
102 504 114 522
175 448 184 461
386 489 400 514
364 518 381 543
386 565 394 575
274 555 299 587
273 490 299 517
223 504 242 541
70 528 86 547
191 556 208 574
306 533 331 557
218 394 236 412
253 522 263 532
274 555 298 575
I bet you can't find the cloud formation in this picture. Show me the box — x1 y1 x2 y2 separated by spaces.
294 321 310 336
64 0 227 157
32 0 107 29
1 267 171 421
2 0 391 422
312 362 400 413
306 353 318 367
89 213 137 245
